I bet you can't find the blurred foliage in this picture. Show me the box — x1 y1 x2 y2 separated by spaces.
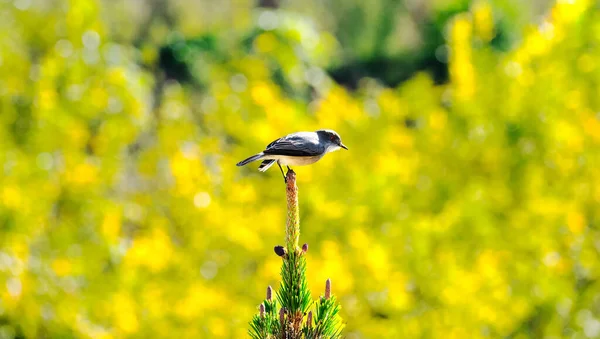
1 0 600 338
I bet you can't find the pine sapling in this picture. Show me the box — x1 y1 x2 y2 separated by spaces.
248 170 344 339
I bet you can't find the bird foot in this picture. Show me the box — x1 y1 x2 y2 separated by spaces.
284 168 296 185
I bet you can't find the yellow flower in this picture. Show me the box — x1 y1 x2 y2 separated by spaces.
250 82 276 107
52 258 72 277
254 32 278 53
429 110 447 130
472 1 494 42
387 272 413 311
208 317 229 337
107 67 127 87
312 240 353 294
126 227 173 272
583 114 600 143
113 293 139 334
101 208 122 242
553 0 591 25
90 86 109 110
566 210 585 234
553 120 583 152
449 16 475 100
39 88 57 111
377 89 405 118
226 225 262 252
1 185 22 210
577 54 596 73
175 284 229 319
70 162 99 186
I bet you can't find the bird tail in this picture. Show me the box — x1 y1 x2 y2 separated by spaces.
258 159 276 172
236 153 264 166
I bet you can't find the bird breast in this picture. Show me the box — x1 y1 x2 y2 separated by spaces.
268 155 324 166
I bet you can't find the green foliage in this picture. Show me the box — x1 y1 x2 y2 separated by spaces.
249 296 280 339
158 34 221 85
277 251 312 315
311 297 343 338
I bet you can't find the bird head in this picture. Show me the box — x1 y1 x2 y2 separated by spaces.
316 129 348 152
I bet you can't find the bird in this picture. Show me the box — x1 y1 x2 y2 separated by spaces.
236 129 348 181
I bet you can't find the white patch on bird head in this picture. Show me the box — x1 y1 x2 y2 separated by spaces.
325 144 341 153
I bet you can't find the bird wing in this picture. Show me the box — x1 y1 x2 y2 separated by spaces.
263 132 324 157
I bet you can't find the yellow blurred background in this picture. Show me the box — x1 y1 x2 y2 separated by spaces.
1 0 600 338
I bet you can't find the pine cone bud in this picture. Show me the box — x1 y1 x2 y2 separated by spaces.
274 245 287 257
325 279 331 299
302 243 308 253
279 307 286 324
259 303 265 318
266 286 272 301
307 311 313 327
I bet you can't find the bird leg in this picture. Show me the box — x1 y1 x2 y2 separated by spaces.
285 166 295 177
278 162 287 183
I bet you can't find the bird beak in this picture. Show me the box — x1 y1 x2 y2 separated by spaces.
340 143 348 150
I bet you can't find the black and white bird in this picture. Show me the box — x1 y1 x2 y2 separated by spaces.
236 129 348 181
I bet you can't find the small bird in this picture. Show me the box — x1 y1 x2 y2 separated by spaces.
236 129 348 181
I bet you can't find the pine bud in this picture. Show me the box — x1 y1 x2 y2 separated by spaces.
325 279 331 299
279 307 286 324
259 303 265 318
307 311 313 327
266 286 272 301
302 243 308 253
274 245 287 257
